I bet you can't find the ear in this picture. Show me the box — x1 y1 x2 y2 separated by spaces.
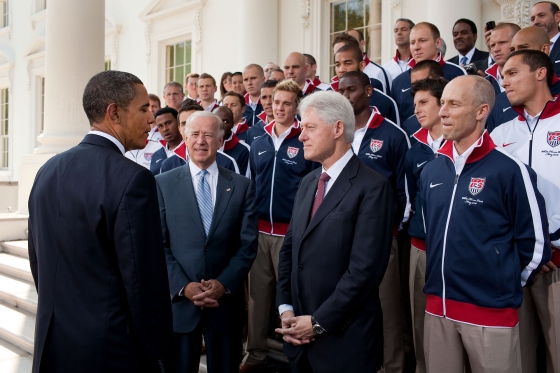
536 66 548 82
365 85 373 97
332 120 345 139
359 60 367 71
435 37 442 50
543 44 551 56
475 103 490 122
107 103 120 124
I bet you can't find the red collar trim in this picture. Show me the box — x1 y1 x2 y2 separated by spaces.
330 79 339 92
412 128 430 145
436 131 495 164
234 118 249 134
197 99 219 111
366 107 385 129
485 63 500 80
512 94 560 121
264 119 301 139
331 75 338 83
554 75 560 85
223 133 239 151
393 49 411 63
173 141 187 160
257 111 268 124
244 92 261 105
158 139 167 147
313 77 323 87
363 53 371 65
408 53 445 69
303 79 316 95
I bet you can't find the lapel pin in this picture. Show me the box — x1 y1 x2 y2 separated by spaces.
226 188 231 192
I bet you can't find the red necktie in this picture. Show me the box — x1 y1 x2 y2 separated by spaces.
311 172 331 219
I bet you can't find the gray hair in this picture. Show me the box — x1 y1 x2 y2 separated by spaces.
163 81 184 94
439 38 447 57
185 111 224 140
299 91 355 144
470 76 496 114
83 70 143 124
395 18 415 28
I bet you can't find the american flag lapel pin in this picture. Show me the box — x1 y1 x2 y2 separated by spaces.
226 188 231 192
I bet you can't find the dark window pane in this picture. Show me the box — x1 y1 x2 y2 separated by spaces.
331 2 346 33
347 0 364 30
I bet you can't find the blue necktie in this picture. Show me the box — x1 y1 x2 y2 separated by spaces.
460 56 468 66
197 170 213 236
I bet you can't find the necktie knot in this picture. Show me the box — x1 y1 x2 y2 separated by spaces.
460 56 468 65
199 169 209 177
319 172 331 182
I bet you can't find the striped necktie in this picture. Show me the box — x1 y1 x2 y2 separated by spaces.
197 169 213 236
460 56 468 66
311 172 331 219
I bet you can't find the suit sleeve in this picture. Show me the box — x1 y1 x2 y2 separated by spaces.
216 179 258 293
506 164 551 287
114 168 174 369
313 177 394 333
28 216 38 291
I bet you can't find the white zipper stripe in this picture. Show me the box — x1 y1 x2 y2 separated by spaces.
440 176 459 316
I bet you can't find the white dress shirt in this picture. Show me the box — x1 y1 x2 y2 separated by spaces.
427 132 443 153
458 47 476 65
271 122 296 150
189 160 219 208
452 137 480 175
351 125 368 154
88 130 125 155
278 148 354 316
249 97 259 111
523 109 542 132
551 32 560 51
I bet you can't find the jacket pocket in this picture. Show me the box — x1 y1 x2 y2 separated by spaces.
495 246 505 297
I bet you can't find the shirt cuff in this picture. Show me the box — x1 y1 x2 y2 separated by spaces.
179 286 185 297
278 304 294 315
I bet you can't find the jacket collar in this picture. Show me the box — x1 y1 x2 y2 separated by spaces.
485 63 500 80
437 131 496 164
302 79 316 95
264 118 301 140
408 53 445 69
412 127 430 145
234 118 249 134
512 94 560 121
366 107 385 129
223 133 240 151
257 111 268 124
244 92 261 105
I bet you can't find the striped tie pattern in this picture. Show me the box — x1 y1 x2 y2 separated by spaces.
311 172 331 219
197 169 213 236
460 56 468 66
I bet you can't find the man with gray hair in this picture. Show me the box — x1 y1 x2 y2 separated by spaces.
275 91 395 372
163 81 185 111
383 18 415 80
156 110 258 372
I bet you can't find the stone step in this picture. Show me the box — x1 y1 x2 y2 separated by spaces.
0 301 35 355
0 339 33 373
0 215 28 243
0 273 36 315
0 254 33 283
0 241 29 259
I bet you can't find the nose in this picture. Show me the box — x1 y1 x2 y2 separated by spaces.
438 104 448 119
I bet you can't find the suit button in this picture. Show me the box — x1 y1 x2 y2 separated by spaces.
298 265 303 271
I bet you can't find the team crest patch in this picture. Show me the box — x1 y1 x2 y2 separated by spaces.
144 153 153 161
469 178 485 196
370 139 384 153
547 131 560 147
287 147 299 158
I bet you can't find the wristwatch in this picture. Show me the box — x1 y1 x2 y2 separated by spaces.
311 316 326 335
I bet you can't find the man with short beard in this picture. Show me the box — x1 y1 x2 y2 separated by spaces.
531 1 560 75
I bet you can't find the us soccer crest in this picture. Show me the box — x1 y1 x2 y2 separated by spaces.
287 147 299 158
370 139 384 153
144 153 153 161
547 131 560 147
469 177 485 196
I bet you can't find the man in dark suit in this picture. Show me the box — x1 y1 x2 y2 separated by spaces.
275 91 394 372
27 71 174 373
156 110 258 373
448 18 489 73
531 1 560 76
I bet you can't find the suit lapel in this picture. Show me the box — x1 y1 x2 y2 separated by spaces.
175 164 206 237
298 171 320 231
206 167 234 241
551 42 560 63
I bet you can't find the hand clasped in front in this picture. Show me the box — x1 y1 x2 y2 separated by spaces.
274 312 316 346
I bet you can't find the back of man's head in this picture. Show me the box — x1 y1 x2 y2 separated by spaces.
412 60 444 79
83 71 143 124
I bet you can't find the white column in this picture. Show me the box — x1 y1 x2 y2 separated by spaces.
18 0 105 214
240 0 279 68
426 0 482 57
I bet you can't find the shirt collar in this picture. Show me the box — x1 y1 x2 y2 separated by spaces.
88 130 125 155
452 136 481 162
459 47 476 62
323 148 353 179
551 32 560 45
189 159 219 179
427 132 443 151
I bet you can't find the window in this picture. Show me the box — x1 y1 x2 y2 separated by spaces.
105 60 111 71
329 0 381 76
0 88 8 168
165 40 191 84
37 0 47 12
0 0 9 28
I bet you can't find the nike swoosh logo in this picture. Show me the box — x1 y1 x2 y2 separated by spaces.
258 150 267 155
156 159 162 163
430 183 443 188
417 161 427 168
503 142 516 147
503 107 511 112
253 136 262 140
402 88 411 92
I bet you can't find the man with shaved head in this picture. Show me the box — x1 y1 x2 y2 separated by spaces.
419 75 550 372
284 52 317 96
243 64 266 127
531 1 560 75
213 106 250 177
486 25 560 132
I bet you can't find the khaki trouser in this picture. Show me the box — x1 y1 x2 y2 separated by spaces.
409 245 426 373
378 238 405 373
424 314 521 373
243 233 284 365
519 269 560 373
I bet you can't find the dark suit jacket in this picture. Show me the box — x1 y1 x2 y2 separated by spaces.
276 154 394 372
550 41 560 76
448 48 489 66
28 134 174 373
155 163 258 334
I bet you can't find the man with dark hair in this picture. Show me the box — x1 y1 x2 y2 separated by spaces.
347 29 392 93
163 81 185 111
197 73 219 112
28 70 174 372
232 72 247 96
185 73 200 100
126 93 164 169
303 53 331 90
405 78 447 373
332 43 400 125
149 107 184 175
267 68 285 82
223 91 250 143
448 18 489 72
486 26 560 132
246 80 278 146
491 49 560 373
420 75 550 372
339 70 410 373
242 64 265 127
213 106 251 177
531 1 560 75
383 18 415 80
485 23 521 94
241 80 316 372
284 52 317 96
391 22 466 124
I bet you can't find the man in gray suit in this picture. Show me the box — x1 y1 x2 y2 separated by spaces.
155 111 258 373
